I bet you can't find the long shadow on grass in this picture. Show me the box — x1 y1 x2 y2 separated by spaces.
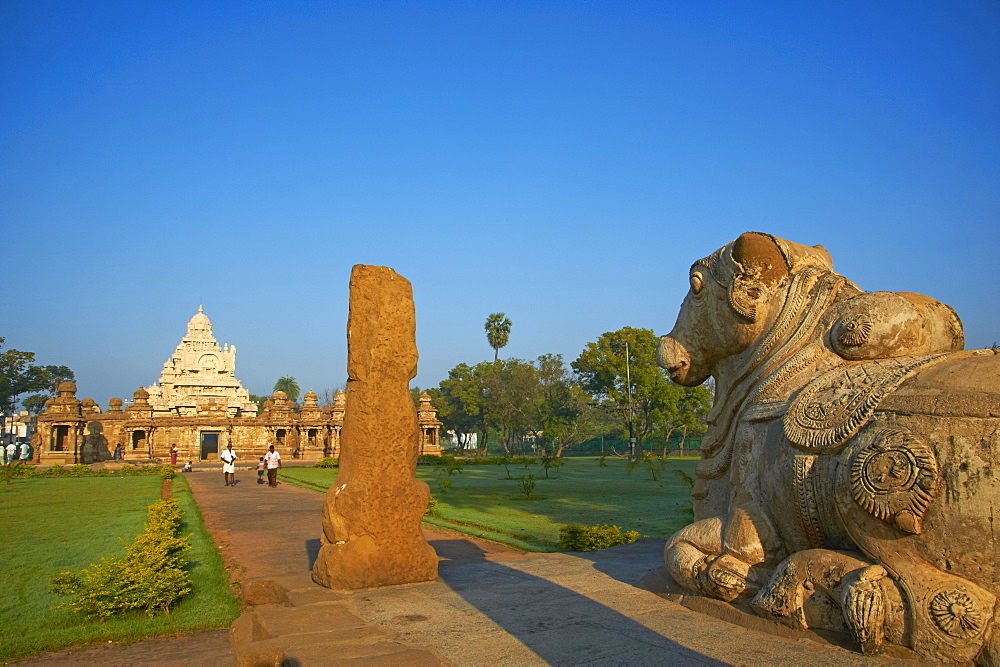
428 538 720 665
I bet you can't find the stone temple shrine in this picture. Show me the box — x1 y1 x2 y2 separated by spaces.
33 307 443 465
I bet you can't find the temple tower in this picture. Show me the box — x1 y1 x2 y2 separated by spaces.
145 306 258 417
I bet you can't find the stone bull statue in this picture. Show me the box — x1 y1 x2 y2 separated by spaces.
657 232 999 662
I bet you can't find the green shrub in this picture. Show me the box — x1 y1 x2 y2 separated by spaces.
425 495 439 516
517 473 536 498
558 524 640 552
540 455 564 478
417 454 441 465
462 456 506 465
49 498 192 619
0 460 25 484
314 457 339 468
158 465 175 480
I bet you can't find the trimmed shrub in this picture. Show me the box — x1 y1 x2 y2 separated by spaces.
49 498 192 619
558 524 640 552
314 457 339 468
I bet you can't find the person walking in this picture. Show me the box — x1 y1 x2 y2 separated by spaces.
221 443 237 486
256 457 266 485
169 444 178 466
264 445 281 487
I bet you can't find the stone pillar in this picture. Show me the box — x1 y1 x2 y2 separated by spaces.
312 265 438 590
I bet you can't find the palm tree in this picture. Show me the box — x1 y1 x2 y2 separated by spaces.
272 376 301 404
485 313 512 362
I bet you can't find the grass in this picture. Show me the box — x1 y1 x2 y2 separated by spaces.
0 475 240 662
281 456 698 552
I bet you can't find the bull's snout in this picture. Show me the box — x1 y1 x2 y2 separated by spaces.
658 336 692 385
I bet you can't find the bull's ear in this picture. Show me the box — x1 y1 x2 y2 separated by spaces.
729 232 789 322
732 232 789 288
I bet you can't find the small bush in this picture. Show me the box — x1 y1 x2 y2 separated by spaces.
558 524 640 552
517 473 536 499
540 455 564 478
314 457 339 468
0 460 24 484
425 495 438 516
158 465 175 480
49 498 192 619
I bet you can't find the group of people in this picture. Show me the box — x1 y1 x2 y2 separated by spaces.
3 441 31 464
220 443 282 487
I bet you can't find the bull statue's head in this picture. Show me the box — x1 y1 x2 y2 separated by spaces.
657 232 836 386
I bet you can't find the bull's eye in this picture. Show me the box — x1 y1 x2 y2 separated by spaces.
689 273 704 295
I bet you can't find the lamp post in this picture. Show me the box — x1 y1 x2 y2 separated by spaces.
625 340 637 459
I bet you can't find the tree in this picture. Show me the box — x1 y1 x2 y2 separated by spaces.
479 358 537 454
0 338 73 414
272 377 301 404
484 313 512 362
20 365 75 415
437 363 490 452
674 386 712 452
572 327 676 456
531 354 600 456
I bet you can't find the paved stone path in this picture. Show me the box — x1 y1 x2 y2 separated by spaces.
19 467 883 665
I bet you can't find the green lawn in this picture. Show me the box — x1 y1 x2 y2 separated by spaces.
0 475 240 662
282 456 698 551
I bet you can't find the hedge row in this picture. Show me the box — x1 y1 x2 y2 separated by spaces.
5 462 175 480
417 454 538 466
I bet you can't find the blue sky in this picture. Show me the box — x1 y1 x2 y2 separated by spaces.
2 0 998 406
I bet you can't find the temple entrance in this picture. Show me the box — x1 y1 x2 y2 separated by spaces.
131 430 146 451
53 425 68 451
200 432 219 460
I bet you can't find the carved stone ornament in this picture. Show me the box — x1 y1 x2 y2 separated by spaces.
849 428 938 534
834 313 873 347
729 274 765 321
929 587 984 639
784 354 946 452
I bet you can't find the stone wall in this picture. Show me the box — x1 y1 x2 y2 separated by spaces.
34 383 442 466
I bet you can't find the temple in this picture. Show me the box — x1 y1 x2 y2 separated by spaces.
33 307 443 465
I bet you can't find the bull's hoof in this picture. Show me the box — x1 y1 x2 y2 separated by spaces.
701 554 752 601
841 565 887 656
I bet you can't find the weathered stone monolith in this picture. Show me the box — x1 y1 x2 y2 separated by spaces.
312 265 438 590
